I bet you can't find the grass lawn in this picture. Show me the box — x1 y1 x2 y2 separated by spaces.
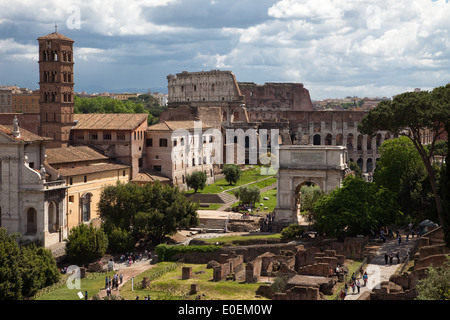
119 262 268 300
325 259 365 300
199 233 282 245
230 188 277 214
185 166 275 195
197 203 224 210
35 271 116 300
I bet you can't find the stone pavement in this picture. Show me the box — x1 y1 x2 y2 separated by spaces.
344 236 418 300
95 258 156 299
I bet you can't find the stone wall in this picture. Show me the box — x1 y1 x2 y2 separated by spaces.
212 252 244 281
273 286 321 300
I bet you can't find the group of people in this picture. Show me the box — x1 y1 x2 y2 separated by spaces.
379 223 419 243
105 273 123 297
260 212 276 232
339 271 368 299
384 251 401 265
120 250 152 267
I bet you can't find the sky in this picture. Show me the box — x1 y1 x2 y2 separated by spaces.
0 0 449 100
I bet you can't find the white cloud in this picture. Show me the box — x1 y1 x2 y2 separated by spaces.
0 0 449 98
0 38 37 61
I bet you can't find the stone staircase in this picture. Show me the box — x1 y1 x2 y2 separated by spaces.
217 192 237 204
186 192 237 204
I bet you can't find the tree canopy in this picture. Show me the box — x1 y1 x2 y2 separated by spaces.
233 185 261 208
186 171 207 193
373 137 435 223
64 223 108 265
313 176 400 239
358 86 449 226
74 95 167 125
0 228 60 300
222 164 241 185
98 181 199 244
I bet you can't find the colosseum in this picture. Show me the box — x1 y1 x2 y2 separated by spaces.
161 70 391 174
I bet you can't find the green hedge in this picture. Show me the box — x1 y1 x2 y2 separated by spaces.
155 244 222 261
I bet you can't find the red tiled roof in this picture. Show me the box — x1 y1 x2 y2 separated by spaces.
46 146 108 165
73 113 148 130
0 124 51 142
54 163 129 177
37 32 74 42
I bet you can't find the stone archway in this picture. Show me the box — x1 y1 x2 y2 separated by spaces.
274 146 349 228
293 179 323 216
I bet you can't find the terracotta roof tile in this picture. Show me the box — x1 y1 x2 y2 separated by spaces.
46 146 108 165
37 32 74 42
73 113 148 130
147 121 212 132
55 163 130 177
0 124 51 142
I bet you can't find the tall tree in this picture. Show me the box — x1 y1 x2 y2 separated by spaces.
313 176 400 239
186 171 207 193
98 181 199 243
233 186 261 209
222 164 241 185
374 137 434 222
431 84 450 245
358 88 448 225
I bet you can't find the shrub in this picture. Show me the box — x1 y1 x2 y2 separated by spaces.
155 244 222 262
65 224 108 265
186 171 207 193
280 224 304 240
222 164 241 185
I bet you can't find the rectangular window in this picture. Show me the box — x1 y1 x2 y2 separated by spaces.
69 195 74 203
103 132 112 140
146 138 153 147
153 165 162 172
117 133 125 140
159 139 168 147
69 177 73 185
84 176 87 183
90 133 98 140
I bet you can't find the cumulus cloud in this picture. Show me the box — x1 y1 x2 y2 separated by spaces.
0 0 449 99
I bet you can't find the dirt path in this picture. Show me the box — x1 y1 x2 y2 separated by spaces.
95 259 156 299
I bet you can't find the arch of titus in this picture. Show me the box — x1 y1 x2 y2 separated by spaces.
274 145 350 228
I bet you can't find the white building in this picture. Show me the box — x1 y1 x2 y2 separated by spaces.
144 120 216 189
0 117 68 247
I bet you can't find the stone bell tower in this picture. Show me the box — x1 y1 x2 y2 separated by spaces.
38 30 75 148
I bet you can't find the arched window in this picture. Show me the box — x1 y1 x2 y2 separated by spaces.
367 158 373 173
82 193 92 222
347 134 354 150
325 134 332 146
336 133 343 146
357 158 364 170
357 134 364 151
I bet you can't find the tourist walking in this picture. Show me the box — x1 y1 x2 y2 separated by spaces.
384 253 388 265
396 252 400 264
363 272 368 287
356 280 361 294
